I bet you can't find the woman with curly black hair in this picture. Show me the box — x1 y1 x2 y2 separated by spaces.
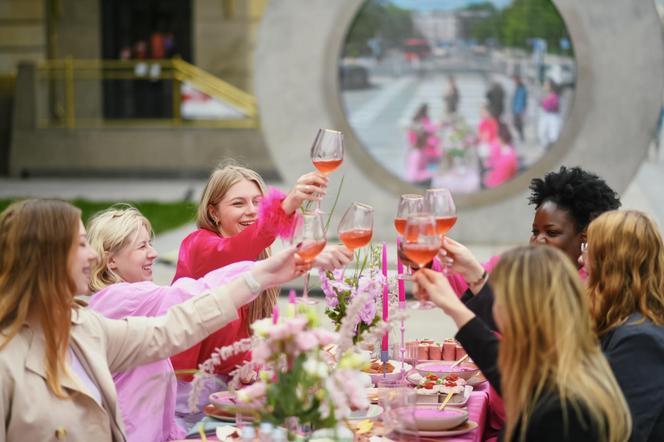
528 166 621 265
446 166 621 297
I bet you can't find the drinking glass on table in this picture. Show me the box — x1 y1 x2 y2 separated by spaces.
424 188 457 237
378 387 418 439
338 202 374 252
310 128 344 210
292 211 327 305
401 214 440 310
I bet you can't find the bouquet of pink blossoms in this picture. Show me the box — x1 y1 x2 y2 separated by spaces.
319 244 388 345
236 307 370 437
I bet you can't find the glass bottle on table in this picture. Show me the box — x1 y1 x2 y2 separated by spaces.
401 214 441 310
292 211 327 305
338 202 373 251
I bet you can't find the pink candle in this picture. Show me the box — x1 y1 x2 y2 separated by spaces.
397 237 405 302
272 305 279 324
288 288 296 304
381 241 389 352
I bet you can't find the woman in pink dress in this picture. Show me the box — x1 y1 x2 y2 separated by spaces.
483 123 518 188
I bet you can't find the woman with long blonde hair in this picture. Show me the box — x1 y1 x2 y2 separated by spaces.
85 205 263 442
172 163 352 382
415 245 631 442
0 199 310 441
584 210 664 441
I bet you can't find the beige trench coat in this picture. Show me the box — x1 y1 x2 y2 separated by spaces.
0 288 238 441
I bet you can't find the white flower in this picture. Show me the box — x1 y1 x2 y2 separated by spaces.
303 356 329 378
251 318 273 338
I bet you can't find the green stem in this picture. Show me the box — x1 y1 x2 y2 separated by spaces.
324 174 345 232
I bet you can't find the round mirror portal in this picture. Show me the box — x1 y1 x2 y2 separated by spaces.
339 0 576 194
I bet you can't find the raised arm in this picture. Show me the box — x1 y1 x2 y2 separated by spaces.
413 268 502 393
102 247 308 373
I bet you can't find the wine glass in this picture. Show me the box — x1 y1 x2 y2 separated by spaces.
402 214 440 310
292 211 327 305
310 129 344 211
337 202 373 251
394 194 424 236
424 188 457 237
311 128 344 175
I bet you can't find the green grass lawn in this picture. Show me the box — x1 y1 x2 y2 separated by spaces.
0 199 197 235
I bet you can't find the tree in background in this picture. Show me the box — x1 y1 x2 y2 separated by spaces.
344 0 415 57
467 0 572 55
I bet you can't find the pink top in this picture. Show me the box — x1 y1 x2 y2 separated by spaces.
172 188 295 380
447 255 502 296
406 148 434 183
483 142 518 188
541 92 560 113
478 117 498 144
87 261 254 442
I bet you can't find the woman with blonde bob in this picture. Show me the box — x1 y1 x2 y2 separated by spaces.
172 163 353 382
584 210 664 441
414 245 631 442
86 205 262 442
0 199 309 441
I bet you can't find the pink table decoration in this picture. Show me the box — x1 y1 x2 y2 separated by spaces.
381 242 389 353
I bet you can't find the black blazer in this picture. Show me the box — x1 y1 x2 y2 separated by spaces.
600 313 664 442
457 318 603 441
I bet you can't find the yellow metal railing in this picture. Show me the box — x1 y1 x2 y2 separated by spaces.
37 57 258 129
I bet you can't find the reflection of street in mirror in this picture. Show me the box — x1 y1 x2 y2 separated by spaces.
340 0 575 193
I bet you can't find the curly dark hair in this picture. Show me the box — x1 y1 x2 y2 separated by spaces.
528 166 621 232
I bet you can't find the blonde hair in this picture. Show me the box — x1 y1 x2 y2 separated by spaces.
198 163 277 328
0 199 83 399
87 204 153 292
492 245 631 442
587 210 664 336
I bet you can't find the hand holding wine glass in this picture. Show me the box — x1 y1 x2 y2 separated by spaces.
282 172 329 214
292 211 327 304
337 202 374 252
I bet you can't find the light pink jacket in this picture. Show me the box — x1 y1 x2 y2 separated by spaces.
87 261 254 442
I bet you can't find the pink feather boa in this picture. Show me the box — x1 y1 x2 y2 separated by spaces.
258 187 297 240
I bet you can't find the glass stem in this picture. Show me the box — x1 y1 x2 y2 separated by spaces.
302 271 310 300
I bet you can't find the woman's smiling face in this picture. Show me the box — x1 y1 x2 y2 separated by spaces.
529 200 584 266
209 179 263 237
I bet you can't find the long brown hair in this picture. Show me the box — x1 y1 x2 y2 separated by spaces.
492 245 631 442
0 199 82 398
87 204 153 292
587 210 664 336
198 163 277 328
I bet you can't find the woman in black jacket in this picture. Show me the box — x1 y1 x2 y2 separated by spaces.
414 245 631 442
583 210 664 442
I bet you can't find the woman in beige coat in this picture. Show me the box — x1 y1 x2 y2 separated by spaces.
0 199 310 441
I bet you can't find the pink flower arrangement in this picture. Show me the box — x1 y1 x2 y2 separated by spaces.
319 244 389 344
